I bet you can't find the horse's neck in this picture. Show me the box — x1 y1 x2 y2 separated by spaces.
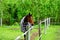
20 16 32 27
21 16 26 24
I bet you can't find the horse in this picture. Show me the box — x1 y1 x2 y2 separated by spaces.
20 13 34 33
20 13 34 40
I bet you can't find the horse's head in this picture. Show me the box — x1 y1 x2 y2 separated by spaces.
24 13 34 26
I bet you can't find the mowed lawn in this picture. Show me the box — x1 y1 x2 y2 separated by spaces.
0 25 60 40
41 25 60 40
0 25 38 40
34 25 60 40
0 25 23 40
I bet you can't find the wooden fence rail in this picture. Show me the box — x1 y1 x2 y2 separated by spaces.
15 18 50 40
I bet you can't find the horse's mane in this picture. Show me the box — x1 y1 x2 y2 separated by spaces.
24 13 32 22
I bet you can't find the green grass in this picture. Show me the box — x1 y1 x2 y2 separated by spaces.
0 25 60 40
35 25 60 40
0 25 38 40
0 25 23 40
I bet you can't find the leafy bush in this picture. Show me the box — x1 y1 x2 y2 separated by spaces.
0 0 60 25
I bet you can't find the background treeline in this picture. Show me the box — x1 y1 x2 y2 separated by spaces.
0 0 60 25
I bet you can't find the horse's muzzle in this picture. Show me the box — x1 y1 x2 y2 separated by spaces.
31 24 34 26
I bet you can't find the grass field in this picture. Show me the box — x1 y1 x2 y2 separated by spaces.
0 25 22 40
0 25 38 40
40 25 60 40
0 25 60 40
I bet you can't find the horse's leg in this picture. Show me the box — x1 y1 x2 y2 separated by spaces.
24 34 26 40
24 27 27 40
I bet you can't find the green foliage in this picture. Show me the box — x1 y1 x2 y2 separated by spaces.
0 0 60 25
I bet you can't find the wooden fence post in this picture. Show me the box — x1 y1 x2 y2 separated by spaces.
39 20 41 40
1 10 3 27
47 18 48 29
25 26 30 40
27 26 30 40
44 19 47 34
49 18 50 26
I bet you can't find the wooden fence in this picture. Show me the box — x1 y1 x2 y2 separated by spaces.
15 18 50 40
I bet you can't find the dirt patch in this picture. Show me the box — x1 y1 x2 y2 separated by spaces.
30 28 39 40
30 32 39 40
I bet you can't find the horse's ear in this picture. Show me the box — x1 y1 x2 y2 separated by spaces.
29 13 32 16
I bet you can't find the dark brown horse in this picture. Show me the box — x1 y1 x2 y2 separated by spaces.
20 13 34 40
20 13 34 33
24 13 34 26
